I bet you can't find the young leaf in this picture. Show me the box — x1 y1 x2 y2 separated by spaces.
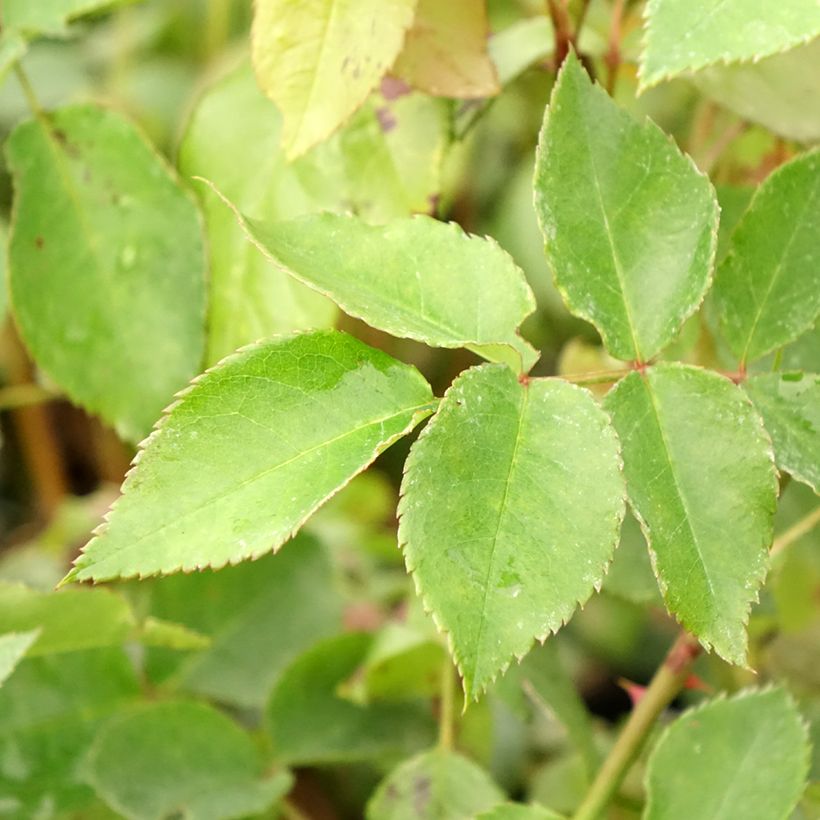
7 104 206 443
0 630 39 687
251 0 417 158
143 534 342 709
605 364 778 664
392 0 499 98
534 53 718 363
639 0 820 89
84 701 292 820
267 633 436 765
399 364 625 699
744 372 820 493
713 150 820 366
219 204 538 372
2 0 129 37
645 688 810 820
366 749 504 819
0 582 135 655
64 330 434 583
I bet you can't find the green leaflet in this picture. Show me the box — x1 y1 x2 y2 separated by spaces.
477 805 564 820
85 701 292 820
7 104 206 443
639 0 820 89
0 648 140 816
393 0 499 98
366 749 504 820
0 630 39 687
605 364 778 664
142 534 342 709
266 633 436 765
534 53 718 363
64 330 434 583
0 582 134 655
745 372 820 493
713 150 820 366
602 510 662 606
645 688 810 820
251 0 416 158
221 202 539 372
3 0 128 36
399 364 624 699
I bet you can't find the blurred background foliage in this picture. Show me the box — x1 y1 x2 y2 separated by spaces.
0 1 818 818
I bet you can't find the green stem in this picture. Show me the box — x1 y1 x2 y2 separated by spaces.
0 383 58 411
439 657 456 750
573 633 701 820
13 63 48 126
771 505 820 558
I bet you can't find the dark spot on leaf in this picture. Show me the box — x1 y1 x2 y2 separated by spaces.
427 194 440 214
35 236 44 249
376 107 397 133
381 76 411 100
413 775 431 814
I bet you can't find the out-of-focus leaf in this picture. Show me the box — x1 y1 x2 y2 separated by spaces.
366 749 504 819
534 53 718 363
85 701 292 820
134 617 211 652
605 364 778 664
715 184 754 264
693 39 820 143
478 805 564 820
603 510 662 605
267 633 436 765
64 331 434 583
0 649 140 816
251 0 416 158
489 17 553 86
400 365 624 698
745 372 820 493
713 151 820 365
143 534 342 708
7 104 206 443
645 688 810 820
0 32 27 87
3 0 129 37
0 630 39 687
393 0 499 98
638 0 820 89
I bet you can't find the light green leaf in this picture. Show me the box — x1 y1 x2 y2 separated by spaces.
393 0 499 98
251 0 417 158
693 39 820 143
399 364 624 699
0 582 135 655
477 805 565 820
645 687 810 820
142 534 342 709
639 0 820 89
135 617 211 652
366 749 504 819
744 372 820 493
85 700 292 820
3 0 128 36
715 184 754 264
603 511 662 606
7 104 206 443
267 633 436 765
0 648 140 816
219 202 538 372
64 330 434 583
0 630 39 687
534 53 718 363
489 17 553 86
713 150 820 366
604 364 777 664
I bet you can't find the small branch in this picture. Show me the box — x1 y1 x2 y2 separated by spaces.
771 505 820 558
698 119 748 174
438 657 456 750
13 63 49 126
604 0 626 94
572 632 701 820
547 0 575 69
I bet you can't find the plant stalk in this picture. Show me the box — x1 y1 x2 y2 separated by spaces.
771 505 820 558
439 657 456 750
572 632 701 820
13 63 49 127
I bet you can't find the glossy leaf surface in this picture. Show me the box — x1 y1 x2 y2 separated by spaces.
393 0 499 98
366 749 504 820
230 207 538 371
534 54 717 363
143 534 342 708
7 104 206 442
645 688 810 820
605 364 777 664
267 633 436 764
400 364 624 698
639 0 820 89
251 0 416 158
0 630 38 687
713 150 820 365
85 700 292 820
65 331 434 583
745 372 820 493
